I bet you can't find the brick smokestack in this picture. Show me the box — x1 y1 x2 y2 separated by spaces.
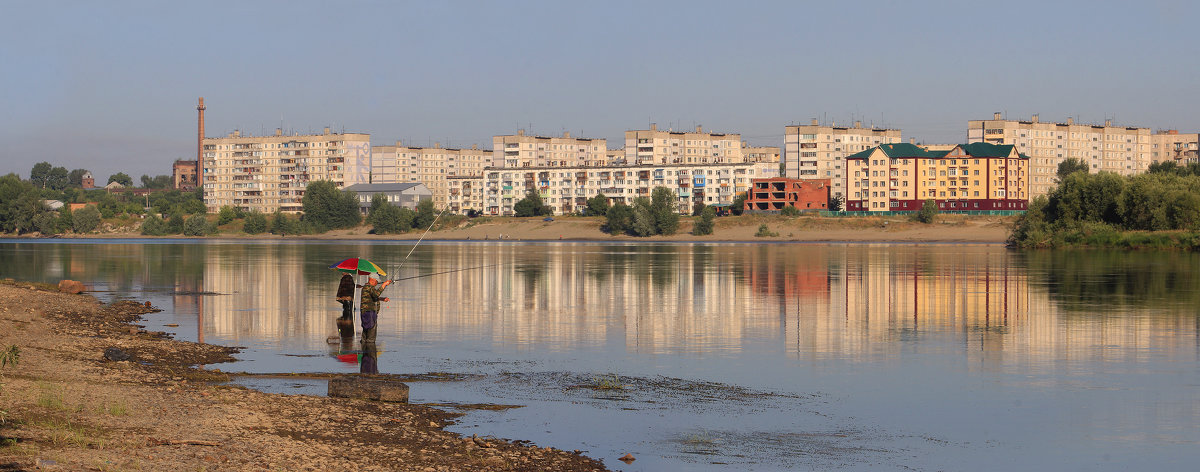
197 97 206 188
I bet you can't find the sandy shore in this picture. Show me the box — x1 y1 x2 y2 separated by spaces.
26 214 1015 244
0 281 608 471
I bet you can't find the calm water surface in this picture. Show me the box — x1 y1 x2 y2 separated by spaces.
1 240 1198 471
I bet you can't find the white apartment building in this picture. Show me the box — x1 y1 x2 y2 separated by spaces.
624 124 744 165
493 130 607 168
369 141 491 209
967 113 1157 197
446 175 484 214
476 162 778 216
741 142 781 164
784 120 903 198
201 128 371 213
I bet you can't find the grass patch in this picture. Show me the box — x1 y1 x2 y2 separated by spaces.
97 401 127 417
590 374 626 391
34 417 104 449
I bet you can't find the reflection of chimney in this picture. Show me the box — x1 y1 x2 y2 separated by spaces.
197 97 206 188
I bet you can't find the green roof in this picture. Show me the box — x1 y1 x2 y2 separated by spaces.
846 142 1022 160
959 142 1017 158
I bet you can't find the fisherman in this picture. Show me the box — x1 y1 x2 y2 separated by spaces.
359 277 391 344
335 273 356 338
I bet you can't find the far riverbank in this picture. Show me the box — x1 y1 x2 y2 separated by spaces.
8 214 1016 244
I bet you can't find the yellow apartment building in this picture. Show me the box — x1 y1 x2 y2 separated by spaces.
1151 130 1200 165
845 142 1029 212
201 128 371 213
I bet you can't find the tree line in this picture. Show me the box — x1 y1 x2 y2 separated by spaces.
1009 159 1200 249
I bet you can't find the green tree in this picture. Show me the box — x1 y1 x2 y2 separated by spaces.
730 192 748 216
650 187 680 235
366 194 388 227
780 205 801 217
242 211 268 234
604 203 633 235
692 206 716 235
57 206 73 232
413 198 437 229
217 206 237 225
270 210 294 235
631 197 656 236
691 202 706 217
140 174 173 189
0 174 47 234
754 223 779 237
73 205 101 233
372 204 415 234
513 190 551 217
183 214 212 236
167 212 185 234
301 180 361 232
140 215 168 236
912 199 939 224
1056 158 1090 182
586 193 610 217
67 169 90 188
33 212 60 235
107 172 133 187
30 162 53 188
46 166 69 190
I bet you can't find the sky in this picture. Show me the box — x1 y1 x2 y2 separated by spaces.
1 0 1197 182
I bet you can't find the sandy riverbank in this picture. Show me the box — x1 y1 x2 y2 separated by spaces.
27 214 1016 244
0 281 608 471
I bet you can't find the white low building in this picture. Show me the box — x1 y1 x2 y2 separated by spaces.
343 182 432 214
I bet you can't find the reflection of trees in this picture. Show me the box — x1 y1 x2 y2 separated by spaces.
1026 250 1200 312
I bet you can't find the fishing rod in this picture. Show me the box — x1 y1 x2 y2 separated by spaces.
389 204 450 278
389 263 502 282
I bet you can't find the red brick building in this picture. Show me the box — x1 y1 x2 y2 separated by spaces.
173 159 198 191
743 177 830 212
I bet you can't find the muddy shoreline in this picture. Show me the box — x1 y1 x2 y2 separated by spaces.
0 280 608 471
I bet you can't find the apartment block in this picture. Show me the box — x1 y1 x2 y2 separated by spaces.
967 113 1154 197
446 175 485 214
784 120 903 198
845 143 1029 212
625 124 744 165
1151 130 1200 165
741 143 781 164
201 128 371 213
493 130 607 168
369 141 491 209
481 162 778 216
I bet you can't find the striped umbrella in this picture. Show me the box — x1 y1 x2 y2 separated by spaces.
329 257 387 277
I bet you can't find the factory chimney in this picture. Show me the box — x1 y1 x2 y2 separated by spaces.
196 97 206 188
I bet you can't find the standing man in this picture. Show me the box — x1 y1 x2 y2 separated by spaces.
359 277 391 344
335 273 356 338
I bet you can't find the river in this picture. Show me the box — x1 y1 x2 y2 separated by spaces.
1 239 1197 471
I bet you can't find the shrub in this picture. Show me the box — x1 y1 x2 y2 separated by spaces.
242 211 268 234
605 203 633 235
372 204 415 234
586 194 610 217
754 223 778 237
183 214 212 236
166 212 185 234
217 206 237 225
692 206 716 235
912 199 938 224
33 212 59 235
140 215 168 236
72 205 101 233
780 205 801 217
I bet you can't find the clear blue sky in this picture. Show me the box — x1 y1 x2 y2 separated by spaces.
2 0 1197 182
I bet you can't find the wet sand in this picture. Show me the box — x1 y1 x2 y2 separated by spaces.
0 280 608 471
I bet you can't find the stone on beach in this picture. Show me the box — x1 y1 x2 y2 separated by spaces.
58 279 85 294
328 376 409 402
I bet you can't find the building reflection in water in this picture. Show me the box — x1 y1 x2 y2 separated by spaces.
13 241 1192 371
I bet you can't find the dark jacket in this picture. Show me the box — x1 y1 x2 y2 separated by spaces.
336 274 355 300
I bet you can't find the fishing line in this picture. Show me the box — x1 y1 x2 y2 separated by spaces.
390 204 449 277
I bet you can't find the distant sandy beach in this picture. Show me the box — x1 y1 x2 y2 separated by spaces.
25 214 1015 244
